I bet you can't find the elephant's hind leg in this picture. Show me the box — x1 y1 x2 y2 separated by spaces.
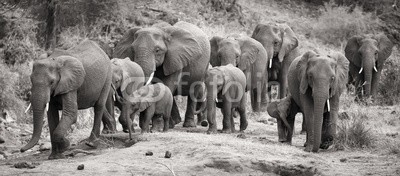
183 97 197 127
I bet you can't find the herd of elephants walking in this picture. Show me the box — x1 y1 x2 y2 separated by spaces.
16 20 394 160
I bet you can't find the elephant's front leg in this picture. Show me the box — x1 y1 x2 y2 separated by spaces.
50 92 77 159
221 101 233 133
238 96 248 132
101 91 116 134
183 96 196 127
47 99 61 160
321 96 339 149
301 95 314 152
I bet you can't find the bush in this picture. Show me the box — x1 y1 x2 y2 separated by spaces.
311 1 381 47
334 112 375 150
377 50 400 105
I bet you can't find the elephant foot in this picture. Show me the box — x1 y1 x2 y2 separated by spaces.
182 119 196 128
48 152 66 160
172 116 182 125
304 145 313 152
200 120 208 127
207 127 217 134
221 128 232 134
102 129 117 134
280 141 292 145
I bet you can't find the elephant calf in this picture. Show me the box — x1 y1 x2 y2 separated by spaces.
119 83 173 135
196 64 248 133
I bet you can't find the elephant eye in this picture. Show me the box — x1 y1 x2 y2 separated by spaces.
330 76 335 82
274 41 279 46
236 54 239 59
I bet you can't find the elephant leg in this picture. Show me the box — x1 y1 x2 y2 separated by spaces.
47 102 62 160
230 109 235 133
261 80 269 106
151 114 164 132
277 119 287 143
237 106 248 132
286 113 296 144
370 70 382 98
129 112 135 133
163 114 170 132
320 112 331 149
86 103 105 148
170 100 180 128
251 88 261 112
141 106 155 133
183 96 196 127
51 93 77 159
301 95 314 151
102 91 116 134
221 102 232 133
321 96 339 149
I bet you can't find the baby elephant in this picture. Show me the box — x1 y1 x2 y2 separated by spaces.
118 83 173 136
196 64 248 133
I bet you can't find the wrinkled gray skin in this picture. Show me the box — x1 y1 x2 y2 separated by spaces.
285 51 348 152
195 64 248 133
119 83 173 136
20 40 112 159
113 21 210 128
345 34 393 100
210 35 268 112
102 58 145 133
267 94 298 144
191 81 208 126
251 23 300 100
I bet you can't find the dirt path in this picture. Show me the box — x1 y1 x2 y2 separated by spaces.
1 114 399 176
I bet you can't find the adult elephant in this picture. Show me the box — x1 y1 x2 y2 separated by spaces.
251 23 300 101
287 51 348 152
113 21 210 128
20 40 112 159
345 34 393 99
209 35 268 112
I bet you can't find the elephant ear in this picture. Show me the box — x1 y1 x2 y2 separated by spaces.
237 37 260 71
134 85 154 112
162 26 202 75
54 56 86 95
278 24 298 62
251 24 267 39
210 36 223 67
375 34 394 68
329 52 349 97
113 27 141 59
298 51 317 94
344 35 363 66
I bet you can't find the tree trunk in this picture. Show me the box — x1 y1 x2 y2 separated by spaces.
45 0 57 50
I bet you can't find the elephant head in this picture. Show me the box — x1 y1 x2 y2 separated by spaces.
345 34 393 97
111 58 145 98
298 51 348 152
251 23 298 67
113 22 202 83
21 55 85 152
209 35 260 72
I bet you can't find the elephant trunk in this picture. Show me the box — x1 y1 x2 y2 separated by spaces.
206 84 217 131
312 85 329 152
21 87 50 152
134 47 156 84
362 60 374 97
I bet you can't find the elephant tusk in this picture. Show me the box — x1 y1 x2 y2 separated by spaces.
269 58 273 68
362 81 367 86
359 67 363 74
327 99 330 112
145 72 154 86
374 66 378 72
25 103 31 113
45 103 49 112
113 94 116 101
215 98 219 103
201 95 206 102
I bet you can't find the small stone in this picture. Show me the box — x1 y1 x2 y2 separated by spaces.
14 162 38 169
145 151 153 156
39 142 51 151
267 118 277 123
77 164 84 170
165 151 172 158
391 110 396 114
339 158 347 162
237 133 247 139
270 123 274 125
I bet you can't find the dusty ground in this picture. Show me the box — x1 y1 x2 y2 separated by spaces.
0 97 399 176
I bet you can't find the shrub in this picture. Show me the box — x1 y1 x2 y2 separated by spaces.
311 1 381 47
334 111 375 150
377 50 400 105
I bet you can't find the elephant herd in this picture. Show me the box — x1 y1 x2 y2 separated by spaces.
17 21 394 159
